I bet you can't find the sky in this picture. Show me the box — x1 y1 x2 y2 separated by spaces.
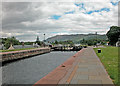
1 0 119 42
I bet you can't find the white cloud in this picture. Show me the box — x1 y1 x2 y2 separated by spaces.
1 0 119 41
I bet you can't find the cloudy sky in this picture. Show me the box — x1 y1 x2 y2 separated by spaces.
1 0 119 42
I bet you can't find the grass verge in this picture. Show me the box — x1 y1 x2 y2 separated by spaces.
0 48 37 52
94 46 119 85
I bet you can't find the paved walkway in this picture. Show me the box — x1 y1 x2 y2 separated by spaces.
59 47 114 85
34 47 114 86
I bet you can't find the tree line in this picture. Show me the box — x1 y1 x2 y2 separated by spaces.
1 37 20 49
0 36 45 49
80 26 120 46
1 26 119 49
80 39 107 46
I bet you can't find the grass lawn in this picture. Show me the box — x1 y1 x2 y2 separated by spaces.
0 48 37 52
94 46 119 85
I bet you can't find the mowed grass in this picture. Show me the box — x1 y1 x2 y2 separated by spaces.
0 48 37 52
94 46 119 85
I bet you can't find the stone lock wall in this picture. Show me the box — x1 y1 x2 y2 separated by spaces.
0 48 51 62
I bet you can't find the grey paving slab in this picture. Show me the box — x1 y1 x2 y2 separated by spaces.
70 79 78 84
78 80 102 84
69 47 114 85
76 68 88 72
77 75 89 80
89 75 108 80
76 71 89 75
88 71 99 76
78 65 89 68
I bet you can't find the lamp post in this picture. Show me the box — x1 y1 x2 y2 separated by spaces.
44 34 45 47
44 34 45 42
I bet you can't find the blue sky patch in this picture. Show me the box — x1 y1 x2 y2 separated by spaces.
86 8 110 14
50 15 61 20
74 3 81 6
64 10 75 14
111 1 118 6
101 8 110 12
75 3 86 10
79 3 86 10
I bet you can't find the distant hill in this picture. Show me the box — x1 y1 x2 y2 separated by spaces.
46 34 107 43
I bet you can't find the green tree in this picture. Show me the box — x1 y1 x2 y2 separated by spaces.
4 36 20 49
80 39 105 46
36 36 39 42
0 38 7 44
36 36 41 45
55 40 58 44
24 42 34 45
80 38 86 44
106 26 120 45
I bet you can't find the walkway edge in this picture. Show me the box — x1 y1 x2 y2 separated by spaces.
33 49 84 85
92 48 114 83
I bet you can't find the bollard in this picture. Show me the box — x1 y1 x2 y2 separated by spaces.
98 49 101 53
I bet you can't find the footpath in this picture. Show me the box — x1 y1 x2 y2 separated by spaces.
34 47 114 86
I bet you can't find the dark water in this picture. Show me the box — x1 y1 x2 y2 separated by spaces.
2 51 77 84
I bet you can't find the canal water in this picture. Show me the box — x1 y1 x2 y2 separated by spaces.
2 51 77 85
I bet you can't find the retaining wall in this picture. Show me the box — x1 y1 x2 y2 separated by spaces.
0 48 51 62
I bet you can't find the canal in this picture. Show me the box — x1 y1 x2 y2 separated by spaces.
2 51 77 85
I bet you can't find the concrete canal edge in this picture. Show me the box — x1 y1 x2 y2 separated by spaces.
33 49 84 85
0 47 51 63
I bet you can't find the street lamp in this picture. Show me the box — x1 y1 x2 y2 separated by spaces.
44 34 45 42
44 34 45 47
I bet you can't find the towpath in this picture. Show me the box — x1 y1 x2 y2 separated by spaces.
34 47 114 86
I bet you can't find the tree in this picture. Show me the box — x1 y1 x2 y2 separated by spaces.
36 36 39 42
106 26 120 45
24 42 34 45
80 39 105 46
36 36 40 45
4 36 20 49
55 40 58 44
80 38 86 44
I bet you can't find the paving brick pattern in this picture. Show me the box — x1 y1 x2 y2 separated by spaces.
68 47 114 85
34 47 114 86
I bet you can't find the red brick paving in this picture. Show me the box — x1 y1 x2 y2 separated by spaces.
33 50 83 85
33 47 114 85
